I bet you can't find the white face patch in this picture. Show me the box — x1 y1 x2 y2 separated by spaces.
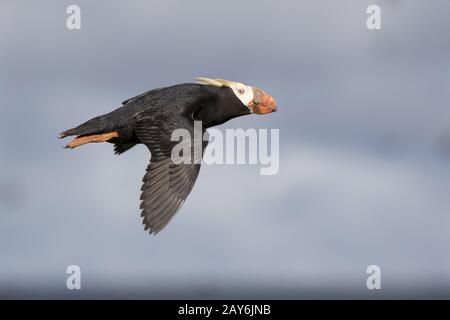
227 82 254 107
195 78 255 111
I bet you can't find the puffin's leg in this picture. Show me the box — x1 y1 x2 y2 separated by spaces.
65 131 119 149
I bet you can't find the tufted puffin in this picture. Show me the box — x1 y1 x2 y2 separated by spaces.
59 78 277 234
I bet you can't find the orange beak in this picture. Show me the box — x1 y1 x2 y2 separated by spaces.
248 87 277 114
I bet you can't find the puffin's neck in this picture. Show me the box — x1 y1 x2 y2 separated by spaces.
193 86 251 128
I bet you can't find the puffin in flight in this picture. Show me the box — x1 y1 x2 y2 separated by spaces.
59 78 277 234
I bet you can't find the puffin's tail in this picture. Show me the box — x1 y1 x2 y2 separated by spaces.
59 114 120 149
58 114 114 139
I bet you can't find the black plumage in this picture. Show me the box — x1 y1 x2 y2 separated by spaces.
59 80 277 234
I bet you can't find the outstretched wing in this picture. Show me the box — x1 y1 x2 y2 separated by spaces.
134 113 208 234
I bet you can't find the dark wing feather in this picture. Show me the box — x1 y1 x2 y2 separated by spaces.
134 113 208 234
122 87 165 105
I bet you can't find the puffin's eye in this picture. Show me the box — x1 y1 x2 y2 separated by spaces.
238 89 245 94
